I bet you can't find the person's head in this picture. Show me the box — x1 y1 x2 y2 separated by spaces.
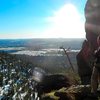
85 0 100 35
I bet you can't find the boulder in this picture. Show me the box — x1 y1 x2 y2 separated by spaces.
41 85 99 100
36 74 71 96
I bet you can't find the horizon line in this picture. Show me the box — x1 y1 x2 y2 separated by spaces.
0 37 85 40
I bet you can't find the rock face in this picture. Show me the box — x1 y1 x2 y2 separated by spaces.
77 0 100 84
41 85 99 100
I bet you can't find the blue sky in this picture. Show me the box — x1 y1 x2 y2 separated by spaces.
0 0 87 39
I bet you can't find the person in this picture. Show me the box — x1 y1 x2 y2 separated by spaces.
76 40 92 85
77 0 100 85
91 35 100 93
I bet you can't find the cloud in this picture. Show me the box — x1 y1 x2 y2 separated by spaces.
41 4 85 38
0 32 40 39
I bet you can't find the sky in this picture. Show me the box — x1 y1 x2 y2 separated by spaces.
0 0 87 39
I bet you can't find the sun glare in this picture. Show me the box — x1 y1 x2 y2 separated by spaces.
41 4 85 38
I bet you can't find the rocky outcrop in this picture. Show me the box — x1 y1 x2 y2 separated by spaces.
36 74 72 96
41 85 99 100
77 0 100 84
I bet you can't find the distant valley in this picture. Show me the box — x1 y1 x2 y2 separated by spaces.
0 38 84 72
